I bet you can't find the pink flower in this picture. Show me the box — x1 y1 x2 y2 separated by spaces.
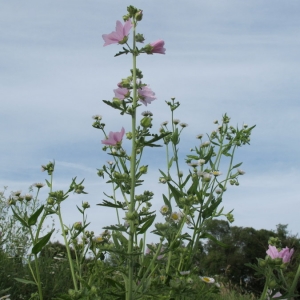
101 127 125 146
114 87 129 100
150 40 166 54
266 245 294 263
138 85 156 106
102 20 133 46
279 247 294 263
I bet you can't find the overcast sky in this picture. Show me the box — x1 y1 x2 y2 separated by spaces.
1 1 300 241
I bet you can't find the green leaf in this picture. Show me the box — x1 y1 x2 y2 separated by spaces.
11 207 29 228
168 157 174 169
32 229 54 255
103 224 128 232
180 173 191 189
200 232 228 248
45 179 51 188
144 132 171 147
171 128 179 145
15 277 37 285
28 205 44 226
187 176 199 195
167 183 182 206
232 162 243 169
162 194 172 213
138 215 156 234
158 169 168 178
97 200 124 209
76 205 84 214
202 197 222 219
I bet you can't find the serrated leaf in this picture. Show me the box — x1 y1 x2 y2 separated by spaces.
15 277 37 285
97 200 124 209
32 229 54 255
28 205 44 226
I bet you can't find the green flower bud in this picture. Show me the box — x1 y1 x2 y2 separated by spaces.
140 116 152 128
113 97 122 106
47 197 55 205
126 132 133 140
82 202 90 209
73 222 82 230
258 259 267 267
135 10 143 21
97 169 104 178
139 165 148 174
269 279 277 289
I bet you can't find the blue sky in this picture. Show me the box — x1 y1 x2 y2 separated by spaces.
1 1 300 240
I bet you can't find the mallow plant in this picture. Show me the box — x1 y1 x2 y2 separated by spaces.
6 5 258 300
93 5 255 300
246 237 300 300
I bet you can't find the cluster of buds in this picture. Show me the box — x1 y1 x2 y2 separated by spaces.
41 161 55 175
92 115 105 130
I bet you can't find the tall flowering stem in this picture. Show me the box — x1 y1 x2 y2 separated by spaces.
127 18 138 300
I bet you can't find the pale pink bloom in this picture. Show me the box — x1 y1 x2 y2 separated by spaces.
266 245 294 263
114 87 129 100
102 20 132 46
279 247 294 263
150 40 166 54
101 127 125 146
138 85 156 106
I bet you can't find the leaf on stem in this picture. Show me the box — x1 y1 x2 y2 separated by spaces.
31 229 54 255
28 205 44 226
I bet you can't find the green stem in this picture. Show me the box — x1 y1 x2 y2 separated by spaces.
28 228 43 300
259 270 270 300
57 204 78 291
289 262 300 298
127 20 137 300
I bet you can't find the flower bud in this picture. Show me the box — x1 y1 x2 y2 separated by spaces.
269 280 277 289
258 259 267 267
47 197 55 205
135 10 143 21
140 116 152 128
139 165 148 174
73 222 82 230
113 97 122 106
82 202 90 209
97 169 104 178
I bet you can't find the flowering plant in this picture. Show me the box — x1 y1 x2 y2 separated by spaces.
5 5 259 300
246 237 300 300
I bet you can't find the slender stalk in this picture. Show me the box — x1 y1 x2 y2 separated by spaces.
127 20 137 300
259 273 270 300
57 204 78 291
289 263 300 298
28 228 43 300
